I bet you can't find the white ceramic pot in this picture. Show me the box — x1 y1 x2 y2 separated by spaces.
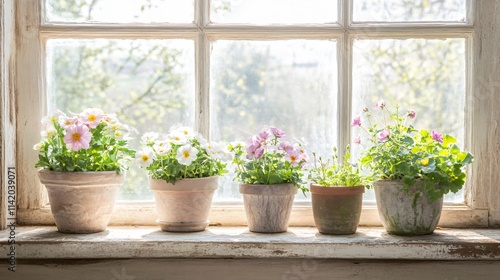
150 176 218 232
38 170 124 233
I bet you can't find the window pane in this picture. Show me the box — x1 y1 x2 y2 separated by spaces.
46 39 195 200
45 0 194 23
353 0 466 23
210 40 338 201
352 38 466 203
210 0 338 24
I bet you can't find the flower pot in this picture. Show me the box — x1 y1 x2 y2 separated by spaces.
150 176 218 232
310 184 364 235
38 170 124 233
374 180 443 236
239 183 297 233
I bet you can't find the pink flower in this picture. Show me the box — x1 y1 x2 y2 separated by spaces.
408 109 416 119
354 135 361 145
285 149 301 166
351 116 362 127
258 130 270 142
279 141 294 152
431 130 443 143
270 126 286 138
59 116 79 129
378 129 391 142
248 135 262 146
374 99 386 110
80 108 105 128
64 124 92 151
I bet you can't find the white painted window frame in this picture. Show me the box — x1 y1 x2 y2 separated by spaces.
3 0 499 229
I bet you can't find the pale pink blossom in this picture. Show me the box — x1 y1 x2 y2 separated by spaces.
279 141 294 152
258 130 270 142
270 126 286 138
64 124 92 151
378 129 391 142
59 116 79 129
285 149 301 166
354 135 361 145
431 130 443 143
408 109 417 120
80 108 105 128
351 116 362 127
374 99 387 110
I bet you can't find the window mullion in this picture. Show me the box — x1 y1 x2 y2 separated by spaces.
195 0 210 138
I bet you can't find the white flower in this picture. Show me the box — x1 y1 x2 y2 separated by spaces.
103 113 119 124
41 126 57 139
169 131 187 145
176 144 198 166
33 142 43 150
173 126 195 140
141 132 160 144
136 148 155 168
41 110 65 129
154 142 172 156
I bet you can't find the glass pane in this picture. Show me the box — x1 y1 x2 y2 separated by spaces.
45 0 194 23
351 38 466 202
353 0 466 23
46 39 195 200
211 0 338 24
210 40 338 201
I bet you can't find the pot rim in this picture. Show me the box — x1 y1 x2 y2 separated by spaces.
38 169 123 175
149 176 219 191
310 184 365 195
239 183 298 196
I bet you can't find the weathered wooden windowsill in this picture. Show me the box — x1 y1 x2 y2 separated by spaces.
1 226 499 260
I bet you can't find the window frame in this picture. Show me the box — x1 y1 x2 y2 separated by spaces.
4 0 498 228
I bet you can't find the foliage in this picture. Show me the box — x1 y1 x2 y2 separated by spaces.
353 101 473 201
34 108 135 173
138 126 231 184
309 146 370 187
228 127 309 194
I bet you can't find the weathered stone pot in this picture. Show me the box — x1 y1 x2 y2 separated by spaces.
239 183 297 233
310 184 364 235
38 170 124 234
150 176 218 232
374 180 443 236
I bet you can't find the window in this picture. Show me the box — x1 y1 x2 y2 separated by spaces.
10 0 497 227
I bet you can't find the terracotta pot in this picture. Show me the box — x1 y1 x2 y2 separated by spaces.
38 170 124 233
150 176 218 232
239 183 297 233
310 184 365 235
374 180 443 236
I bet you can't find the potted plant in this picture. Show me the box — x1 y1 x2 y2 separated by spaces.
353 100 474 235
34 108 135 233
309 147 369 235
229 126 308 233
137 126 231 232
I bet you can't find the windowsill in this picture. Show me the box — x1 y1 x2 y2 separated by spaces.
2 226 499 260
